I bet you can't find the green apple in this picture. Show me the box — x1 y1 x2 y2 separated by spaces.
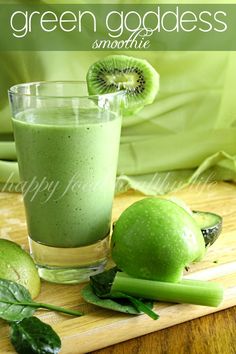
111 198 205 282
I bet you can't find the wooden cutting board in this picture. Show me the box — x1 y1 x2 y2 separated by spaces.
0 182 236 354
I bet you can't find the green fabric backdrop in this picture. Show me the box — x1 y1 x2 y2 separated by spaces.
1 1 236 194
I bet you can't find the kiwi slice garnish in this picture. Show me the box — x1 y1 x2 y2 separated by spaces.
86 55 160 116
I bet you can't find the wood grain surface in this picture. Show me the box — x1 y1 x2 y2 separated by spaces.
91 307 236 354
0 181 236 354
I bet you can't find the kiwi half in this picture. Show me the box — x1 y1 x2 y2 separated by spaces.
86 55 160 116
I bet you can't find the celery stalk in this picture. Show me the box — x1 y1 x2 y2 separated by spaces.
111 272 223 307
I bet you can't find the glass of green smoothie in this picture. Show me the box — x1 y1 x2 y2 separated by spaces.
9 81 123 284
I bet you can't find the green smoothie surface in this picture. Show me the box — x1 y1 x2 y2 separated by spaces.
13 107 121 248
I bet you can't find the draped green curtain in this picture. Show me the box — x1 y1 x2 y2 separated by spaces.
1 0 236 194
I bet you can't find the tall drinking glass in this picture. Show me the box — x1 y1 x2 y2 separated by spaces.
8 82 122 284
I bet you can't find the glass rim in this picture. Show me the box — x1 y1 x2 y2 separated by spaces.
8 80 125 100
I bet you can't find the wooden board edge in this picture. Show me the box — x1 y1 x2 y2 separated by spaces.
55 285 236 354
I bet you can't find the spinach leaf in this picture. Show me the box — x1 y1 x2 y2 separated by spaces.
111 291 159 320
0 279 35 321
84 268 159 319
0 279 82 353
81 284 153 315
10 317 61 354
90 267 119 298
0 278 83 322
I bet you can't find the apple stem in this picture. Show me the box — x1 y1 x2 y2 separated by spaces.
111 272 223 307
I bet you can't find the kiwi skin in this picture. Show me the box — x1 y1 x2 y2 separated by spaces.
86 55 160 116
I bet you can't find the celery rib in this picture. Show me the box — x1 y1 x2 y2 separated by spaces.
111 272 223 307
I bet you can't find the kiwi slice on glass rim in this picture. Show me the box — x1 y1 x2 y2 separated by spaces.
86 55 160 116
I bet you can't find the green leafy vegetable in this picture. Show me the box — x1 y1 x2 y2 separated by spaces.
82 268 159 319
0 279 35 321
0 278 83 322
111 272 224 307
0 279 82 353
90 266 119 298
111 291 159 320
10 317 61 354
81 284 154 316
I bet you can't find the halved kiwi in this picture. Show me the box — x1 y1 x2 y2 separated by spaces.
86 55 160 116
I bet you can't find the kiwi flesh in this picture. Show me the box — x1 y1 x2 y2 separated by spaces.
86 55 160 116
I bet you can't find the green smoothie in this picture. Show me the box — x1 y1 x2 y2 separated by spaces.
12 107 121 248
